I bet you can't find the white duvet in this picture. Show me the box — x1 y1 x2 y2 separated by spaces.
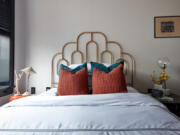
0 93 180 135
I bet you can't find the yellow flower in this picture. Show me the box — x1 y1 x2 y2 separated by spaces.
161 72 165 74
150 70 170 84
158 76 161 79
150 74 154 81
157 79 161 84
160 74 164 78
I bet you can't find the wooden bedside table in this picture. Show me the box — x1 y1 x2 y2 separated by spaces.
8 94 29 102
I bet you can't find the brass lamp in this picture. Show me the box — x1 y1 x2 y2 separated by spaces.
157 57 170 71
157 57 170 89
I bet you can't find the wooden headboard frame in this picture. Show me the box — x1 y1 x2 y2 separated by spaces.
51 32 135 87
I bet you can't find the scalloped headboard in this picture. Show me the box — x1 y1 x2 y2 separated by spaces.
51 32 135 87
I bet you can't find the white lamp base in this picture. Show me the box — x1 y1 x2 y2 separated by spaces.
22 91 31 96
14 91 21 96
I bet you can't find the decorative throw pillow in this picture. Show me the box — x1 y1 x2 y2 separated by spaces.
57 67 89 96
92 64 127 94
58 63 87 76
90 60 124 73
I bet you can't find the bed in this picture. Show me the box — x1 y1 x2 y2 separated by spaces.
0 32 179 135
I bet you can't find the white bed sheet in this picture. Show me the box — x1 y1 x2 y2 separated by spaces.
0 93 179 135
39 86 138 96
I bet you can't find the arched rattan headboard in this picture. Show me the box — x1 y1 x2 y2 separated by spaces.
51 32 135 87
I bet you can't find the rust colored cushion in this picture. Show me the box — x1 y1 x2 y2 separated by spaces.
57 67 89 96
92 64 127 94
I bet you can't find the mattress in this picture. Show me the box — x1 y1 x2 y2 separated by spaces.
0 92 179 135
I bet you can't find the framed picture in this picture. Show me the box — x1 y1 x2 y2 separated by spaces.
154 16 180 38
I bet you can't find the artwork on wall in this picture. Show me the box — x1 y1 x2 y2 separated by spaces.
154 16 180 38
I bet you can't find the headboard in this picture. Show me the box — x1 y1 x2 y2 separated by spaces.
51 32 135 87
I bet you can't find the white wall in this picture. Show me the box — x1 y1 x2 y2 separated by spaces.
15 0 180 95
15 0 26 91
0 1 26 105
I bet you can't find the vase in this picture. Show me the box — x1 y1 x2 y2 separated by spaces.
164 89 171 96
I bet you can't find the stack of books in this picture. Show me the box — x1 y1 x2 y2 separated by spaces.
158 96 174 102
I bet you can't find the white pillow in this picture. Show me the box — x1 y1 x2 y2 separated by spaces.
39 86 138 96
68 63 111 73
39 88 57 96
127 86 138 93
102 63 111 67
68 63 91 72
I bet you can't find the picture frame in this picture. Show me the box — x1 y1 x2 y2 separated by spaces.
154 16 180 38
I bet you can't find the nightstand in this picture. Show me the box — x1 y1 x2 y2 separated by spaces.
159 94 180 117
8 94 30 102
148 92 180 117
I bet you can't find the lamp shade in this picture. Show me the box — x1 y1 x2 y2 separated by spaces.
157 57 170 69
21 67 36 75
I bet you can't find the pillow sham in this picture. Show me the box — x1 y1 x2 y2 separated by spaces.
87 61 124 94
92 64 127 94
59 63 93 94
57 67 89 96
90 60 124 73
58 63 87 76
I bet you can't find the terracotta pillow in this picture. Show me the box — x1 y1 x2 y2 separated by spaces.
92 64 127 94
57 67 89 96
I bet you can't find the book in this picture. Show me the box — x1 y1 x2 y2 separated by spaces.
158 96 174 102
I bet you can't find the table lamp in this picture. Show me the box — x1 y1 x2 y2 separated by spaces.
14 70 24 96
21 67 36 96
